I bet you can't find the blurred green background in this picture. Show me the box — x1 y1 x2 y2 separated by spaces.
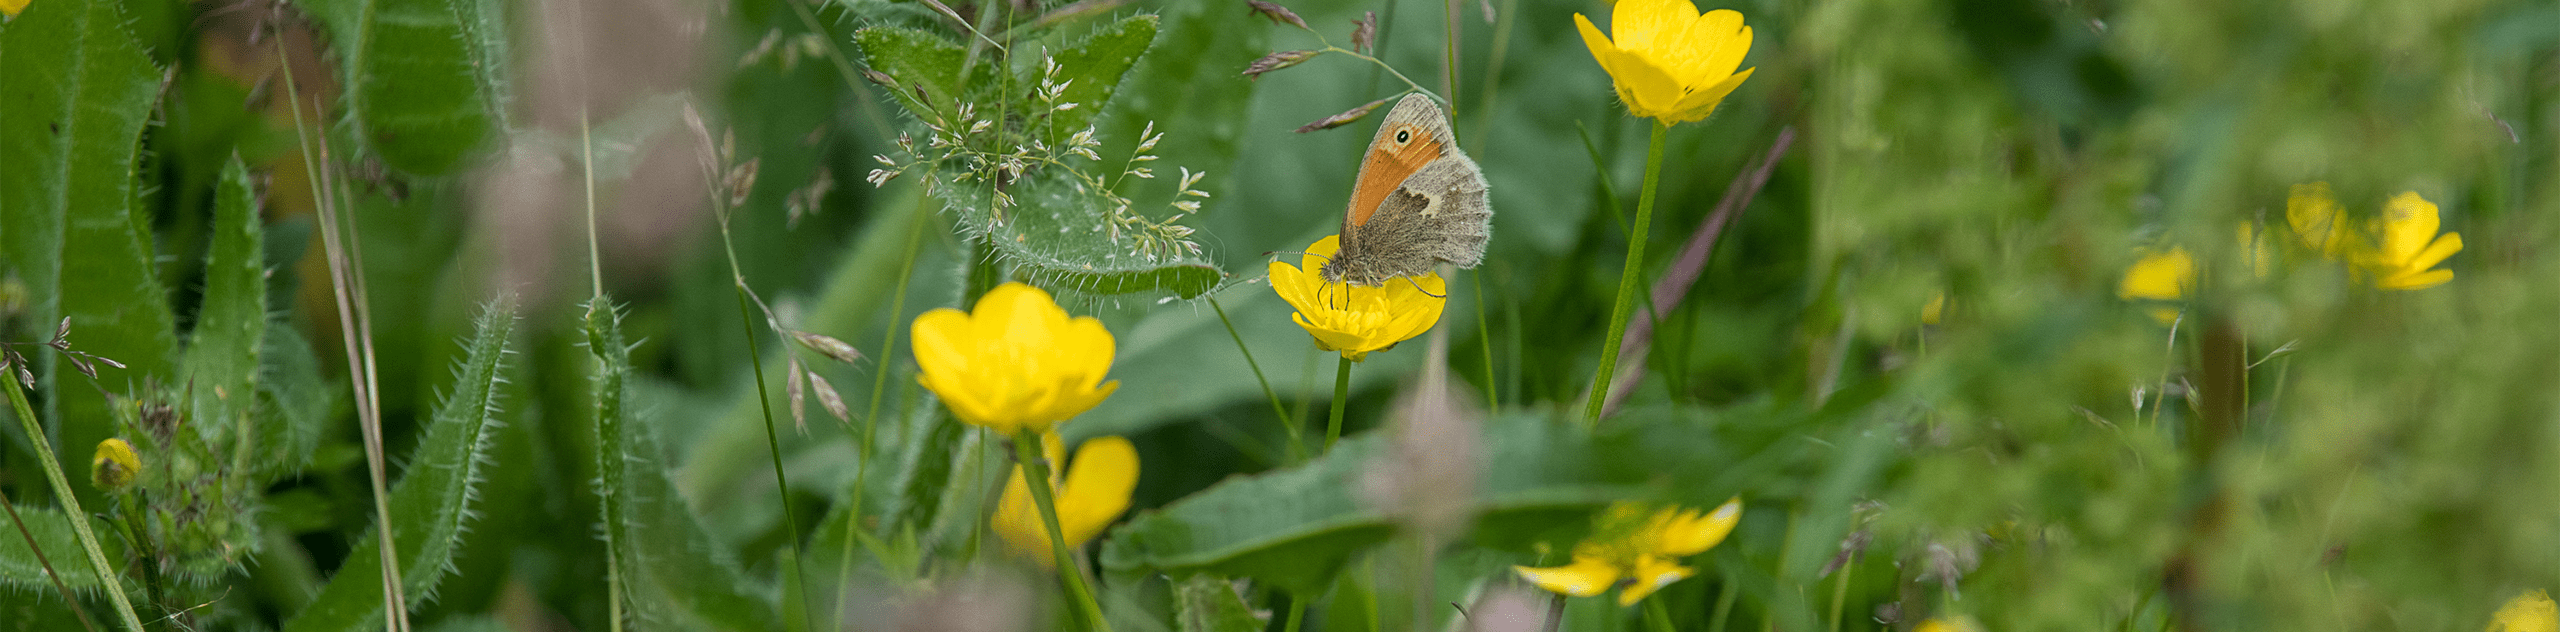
1 0 2556 629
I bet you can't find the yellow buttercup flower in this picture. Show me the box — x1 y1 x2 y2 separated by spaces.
2117 246 2195 324
1915 616 1987 632
1574 0 1754 124
92 438 139 491
1514 498 1741 606
911 282 1119 435
993 433 1139 568
2359 191 2462 290
1270 236 1446 362
2490 590 2558 632
0 0 27 18
2287 182 2356 259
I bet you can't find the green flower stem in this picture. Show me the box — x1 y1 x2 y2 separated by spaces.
1010 430 1113 632
1211 297 1304 462
1644 596 1676 632
1584 120 1671 428
1325 355 1354 452
3 375 147 632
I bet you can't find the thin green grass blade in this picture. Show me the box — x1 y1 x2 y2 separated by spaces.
281 300 517 632
0 0 178 513
586 302 782 631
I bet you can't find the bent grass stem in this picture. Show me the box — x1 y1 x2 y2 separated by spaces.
5 374 145 632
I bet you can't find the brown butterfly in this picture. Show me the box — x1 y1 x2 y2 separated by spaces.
1320 93 1493 286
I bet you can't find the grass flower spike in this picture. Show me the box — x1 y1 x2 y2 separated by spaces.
993 433 1139 568
1514 498 1742 606
1271 236 1447 361
1575 0 1755 124
2360 191 2462 290
911 282 1120 435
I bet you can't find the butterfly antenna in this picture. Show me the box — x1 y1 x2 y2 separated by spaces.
1403 275 1446 299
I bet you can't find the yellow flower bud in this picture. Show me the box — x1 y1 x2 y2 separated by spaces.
92 438 139 491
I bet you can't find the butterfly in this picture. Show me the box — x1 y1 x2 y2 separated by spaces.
1320 93 1493 287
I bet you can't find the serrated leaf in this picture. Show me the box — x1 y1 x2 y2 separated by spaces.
256 325 337 477
1037 15 1158 146
587 302 781 631
937 175 1228 298
0 0 179 513
0 505 126 593
853 26 991 126
1174 575 1268 632
189 157 267 451
295 0 506 174
282 300 517 632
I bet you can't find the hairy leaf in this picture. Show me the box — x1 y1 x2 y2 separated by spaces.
189 157 267 453
0 0 177 513
853 26 991 127
1174 575 1267 632
1036 15 1157 147
0 506 126 593
281 300 516 632
294 0 506 174
587 302 780 631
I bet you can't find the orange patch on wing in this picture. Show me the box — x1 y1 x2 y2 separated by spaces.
1346 136 1444 227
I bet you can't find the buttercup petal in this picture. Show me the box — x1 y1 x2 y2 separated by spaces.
2489 590 2559 632
2118 247 2195 301
1654 497 1742 556
1056 436 1140 546
992 460 1054 566
1607 53 1688 119
1666 66 1755 124
2287 182 2350 257
1610 0 1693 56
1619 555 1695 606
1688 12 1751 84
2407 233 2463 275
2377 192 2441 264
1515 556 1623 598
1576 14 1621 70
910 309 974 379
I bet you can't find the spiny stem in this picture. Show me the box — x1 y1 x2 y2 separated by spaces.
1211 297 1303 462
4 372 145 632
1011 431 1114 632
1583 120 1670 428
1325 355 1354 452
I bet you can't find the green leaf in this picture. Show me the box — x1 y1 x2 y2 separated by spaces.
935 172 1230 298
1036 15 1158 147
853 26 989 126
1173 575 1267 632
255 325 337 477
0 0 178 512
587 302 781 631
295 0 506 174
281 300 516 632
0 505 126 593
1101 410 1804 595
881 408 969 542
189 157 267 454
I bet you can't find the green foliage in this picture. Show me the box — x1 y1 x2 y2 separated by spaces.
0 506 126 592
1173 574 1266 632
0 0 178 513
585 302 781 631
282 302 515 632
293 0 507 174
185 158 268 447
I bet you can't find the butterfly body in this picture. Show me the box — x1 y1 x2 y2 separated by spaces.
1320 94 1493 286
